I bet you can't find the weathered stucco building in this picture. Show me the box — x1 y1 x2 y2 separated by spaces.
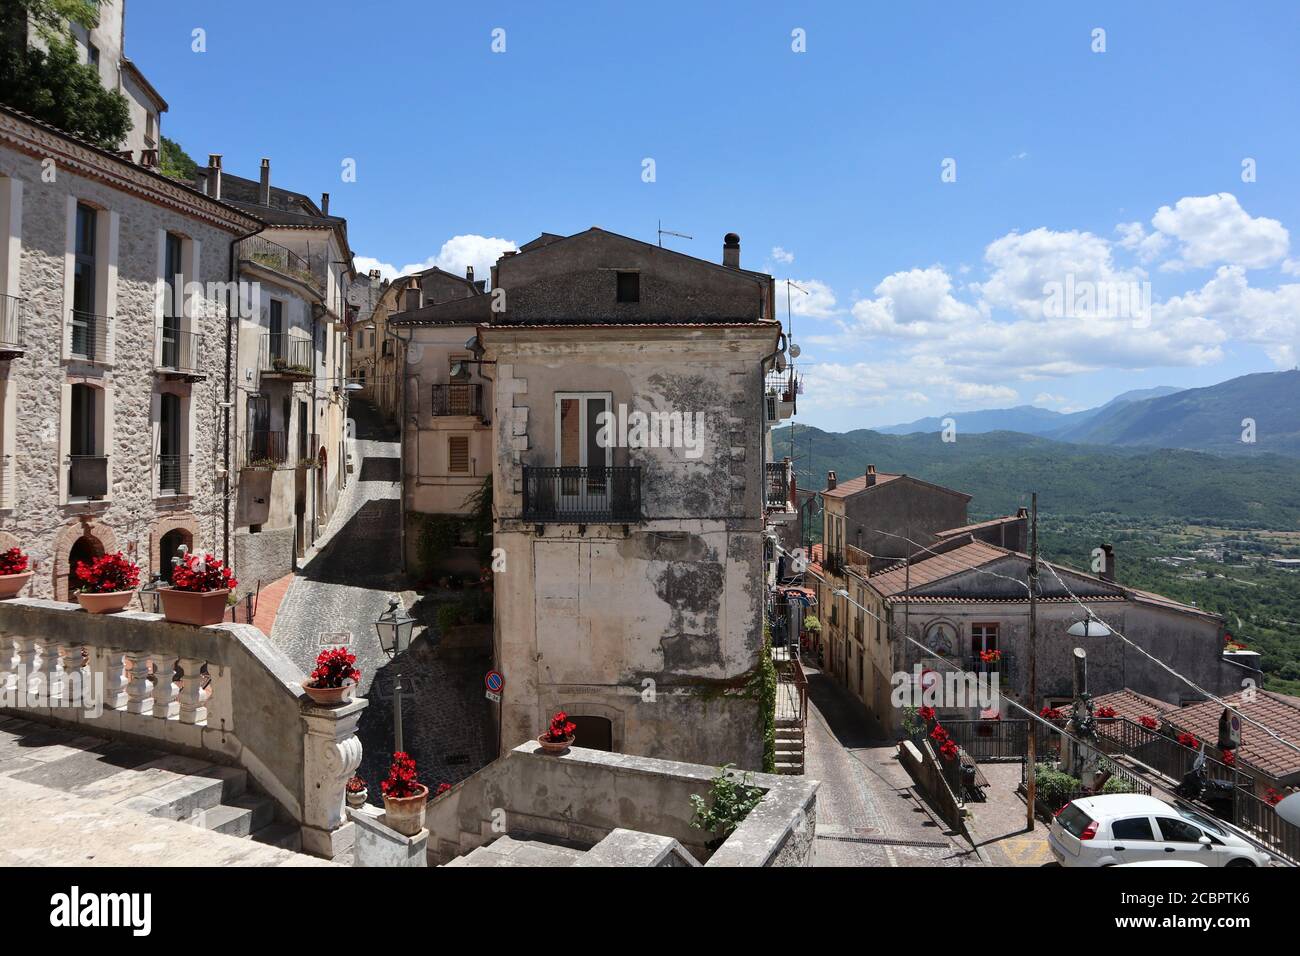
0 105 260 598
466 228 783 768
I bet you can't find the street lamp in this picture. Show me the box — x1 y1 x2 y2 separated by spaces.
1067 617 1113 638
374 597 415 753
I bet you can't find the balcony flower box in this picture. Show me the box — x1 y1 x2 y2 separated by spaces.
0 547 32 599
75 551 140 614
538 710 576 754
302 647 359 706
160 549 236 626
381 752 428 836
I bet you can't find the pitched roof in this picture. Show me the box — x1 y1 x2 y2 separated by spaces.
1163 691 1300 781
937 514 1026 537
1091 688 1174 722
823 471 971 502
868 539 1010 597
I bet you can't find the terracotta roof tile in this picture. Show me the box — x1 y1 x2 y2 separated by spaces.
1163 691 1300 781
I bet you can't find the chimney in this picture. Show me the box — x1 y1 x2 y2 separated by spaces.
826 470 837 491
865 464 877 487
258 158 271 205
403 279 422 312
206 154 222 199
368 268 381 283
1099 543 1116 582
1016 507 1028 518
466 265 474 283
320 192 330 215
723 232 741 268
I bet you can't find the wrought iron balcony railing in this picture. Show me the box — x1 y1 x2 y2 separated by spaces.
765 460 792 509
431 383 483 417
1 294 25 357
156 455 191 495
157 325 204 377
68 455 108 499
522 466 642 523
237 235 324 296
69 310 110 363
0 454 13 509
259 333 314 378
246 430 288 468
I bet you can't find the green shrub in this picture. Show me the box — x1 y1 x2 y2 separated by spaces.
1033 763 1082 812
690 764 765 841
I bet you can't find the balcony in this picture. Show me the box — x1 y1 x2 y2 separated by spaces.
156 455 192 496
0 294 26 359
156 325 205 381
294 432 320 469
237 235 324 298
765 459 796 523
764 367 799 422
432 383 483 418
0 454 13 509
68 455 108 499
522 466 642 523
68 310 110 363
245 430 287 469
259 334 314 381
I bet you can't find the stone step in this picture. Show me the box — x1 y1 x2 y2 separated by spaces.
775 761 804 774
120 764 247 821
250 821 302 852
449 833 588 867
194 794 276 837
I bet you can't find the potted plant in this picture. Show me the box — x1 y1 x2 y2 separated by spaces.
0 547 33 599
159 549 236 626
345 775 368 809
689 764 765 851
302 647 360 705
1095 705 1118 722
74 551 140 614
538 710 576 754
380 752 428 836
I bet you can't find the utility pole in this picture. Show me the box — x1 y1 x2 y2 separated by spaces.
1025 492 1039 831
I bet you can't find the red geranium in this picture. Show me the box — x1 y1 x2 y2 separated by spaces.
929 723 950 744
1221 749 1237 767
74 551 140 594
380 751 424 799
917 706 936 723
979 649 1002 663
939 739 960 762
542 710 576 743
346 775 366 794
1176 732 1200 749
435 782 452 798
308 647 360 689
1095 706 1117 719
1138 715 1159 730
0 547 29 576
1265 788 1283 806
1040 706 1065 724
170 552 237 593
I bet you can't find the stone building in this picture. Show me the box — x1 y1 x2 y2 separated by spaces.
18 0 167 162
469 227 783 769
194 158 354 597
0 104 261 598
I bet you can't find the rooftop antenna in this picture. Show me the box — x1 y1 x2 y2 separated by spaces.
657 219 693 248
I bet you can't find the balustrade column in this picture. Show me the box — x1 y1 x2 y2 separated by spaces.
37 637 60 709
98 647 128 711
300 697 368 859
176 658 207 724
14 634 37 703
152 658 179 719
123 652 152 715
0 631 14 695
60 643 86 711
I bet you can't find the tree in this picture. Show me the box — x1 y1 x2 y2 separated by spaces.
0 0 130 150
160 137 198 181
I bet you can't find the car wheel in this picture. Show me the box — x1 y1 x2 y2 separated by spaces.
1225 858 1256 867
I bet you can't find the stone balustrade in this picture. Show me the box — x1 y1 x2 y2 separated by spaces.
0 597 365 860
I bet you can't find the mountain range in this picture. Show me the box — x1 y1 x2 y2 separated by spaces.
872 371 1300 458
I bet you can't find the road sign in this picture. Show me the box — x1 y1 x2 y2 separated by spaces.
485 670 504 694
485 690 501 703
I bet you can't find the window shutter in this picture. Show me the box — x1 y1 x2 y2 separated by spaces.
448 436 469 473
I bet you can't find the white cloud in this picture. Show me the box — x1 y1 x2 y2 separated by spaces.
1150 193 1288 271
1115 221 1169 263
771 246 795 264
1156 266 1300 367
355 234 518 285
775 278 840 319
849 267 982 338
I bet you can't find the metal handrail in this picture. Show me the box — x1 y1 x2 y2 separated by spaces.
68 454 108 498
522 466 642 523
158 325 203 374
431 383 483 417
69 310 110 362
238 235 324 295
259 333 314 375
1 293 25 349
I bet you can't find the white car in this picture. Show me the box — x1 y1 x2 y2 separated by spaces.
1047 794 1271 867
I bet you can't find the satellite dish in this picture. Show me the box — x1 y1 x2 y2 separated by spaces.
789 343 801 359
1277 792 1300 828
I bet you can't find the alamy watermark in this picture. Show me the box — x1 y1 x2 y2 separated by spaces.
1042 275 1151 327
891 664 1000 710
595 403 705 459
1 666 106 719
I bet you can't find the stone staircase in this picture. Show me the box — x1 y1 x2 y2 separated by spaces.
443 832 591 867
775 718 805 775
0 715 299 850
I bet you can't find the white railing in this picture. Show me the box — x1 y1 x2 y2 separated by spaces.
0 598 366 859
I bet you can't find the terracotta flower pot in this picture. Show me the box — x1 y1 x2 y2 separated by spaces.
537 734 574 755
77 590 136 614
0 571 33 600
159 588 230 626
301 679 355 706
382 785 429 836
346 788 368 809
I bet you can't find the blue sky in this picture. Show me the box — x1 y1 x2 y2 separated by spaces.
130 1 1300 430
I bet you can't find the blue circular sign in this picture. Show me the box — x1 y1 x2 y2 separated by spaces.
485 670 504 693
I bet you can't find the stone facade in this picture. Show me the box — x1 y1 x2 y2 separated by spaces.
0 107 259 599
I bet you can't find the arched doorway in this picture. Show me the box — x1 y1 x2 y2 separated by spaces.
159 528 191 582
568 715 613 752
67 534 103 597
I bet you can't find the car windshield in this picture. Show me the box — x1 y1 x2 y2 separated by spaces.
1057 803 1093 838
1178 807 1227 836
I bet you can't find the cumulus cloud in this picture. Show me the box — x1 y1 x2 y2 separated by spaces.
1149 193 1288 271
355 234 518 285
849 267 982 338
775 278 840 319
771 246 795 264
1156 266 1300 367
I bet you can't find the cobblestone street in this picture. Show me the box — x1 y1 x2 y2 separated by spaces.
802 665 984 867
268 400 494 794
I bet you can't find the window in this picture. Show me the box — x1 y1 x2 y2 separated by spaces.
448 436 469 473
68 383 106 499
555 393 611 470
450 353 471 380
1109 817 1155 841
145 112 156 145
269 299 284 360
1156 818 1204 844
616 271 640 303
87 43 99 67
159 392 183 494
161 232 184 367
972 623 999 658
71 204 98 359
356 330 364 349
